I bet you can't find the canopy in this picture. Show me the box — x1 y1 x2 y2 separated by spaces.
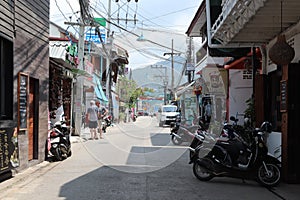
93 75 108 103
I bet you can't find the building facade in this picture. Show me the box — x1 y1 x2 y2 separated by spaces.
0 0 50 180
187 0 300 183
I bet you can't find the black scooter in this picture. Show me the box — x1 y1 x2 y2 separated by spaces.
189 121 281 187
170 115 202 145
102 115 112 133
49 120 72 161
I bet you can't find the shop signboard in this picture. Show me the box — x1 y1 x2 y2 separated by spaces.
18 73 28 130
0 127 19 178
280 80 287 112
85 27 106 44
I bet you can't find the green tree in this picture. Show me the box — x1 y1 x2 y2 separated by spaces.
117 77 144 109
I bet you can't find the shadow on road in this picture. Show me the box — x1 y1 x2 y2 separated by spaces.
58 151 271 200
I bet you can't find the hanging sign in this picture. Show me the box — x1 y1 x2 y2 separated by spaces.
280 80 288 112
18 73 29 130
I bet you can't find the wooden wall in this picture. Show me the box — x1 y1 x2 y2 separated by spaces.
0 0 14 40
1 0 50 170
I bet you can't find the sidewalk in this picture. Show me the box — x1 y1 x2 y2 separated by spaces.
70 123 120 143
0 124 120 194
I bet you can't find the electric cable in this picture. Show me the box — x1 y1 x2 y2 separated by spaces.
89 6 183 53
65 0 80 20
54 0 80 34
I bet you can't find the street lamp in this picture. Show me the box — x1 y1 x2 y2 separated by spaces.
137 21 146 42
137 33 146 42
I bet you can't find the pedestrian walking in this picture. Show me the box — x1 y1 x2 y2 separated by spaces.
87 100 99 140
95 101 108 138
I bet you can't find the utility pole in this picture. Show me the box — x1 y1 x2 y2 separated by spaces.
163 39 180 100
105 0 115 121
151 65 168 105
65 2 87 136
186 37 195 83
105 0 137 120
75 21 85 136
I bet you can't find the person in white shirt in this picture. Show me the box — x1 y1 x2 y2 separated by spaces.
50 101 64 125
86 100 99 139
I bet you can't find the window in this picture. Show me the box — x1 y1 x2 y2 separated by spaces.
0 36 13 120
162 106 177 112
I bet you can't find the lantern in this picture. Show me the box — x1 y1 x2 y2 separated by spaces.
269 34 295 65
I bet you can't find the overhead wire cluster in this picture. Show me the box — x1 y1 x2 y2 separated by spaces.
52 0 195 66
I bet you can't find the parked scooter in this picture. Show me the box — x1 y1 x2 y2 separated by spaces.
170 115 204 145
102 115 112 133
189 120 281 187
48 119 72 161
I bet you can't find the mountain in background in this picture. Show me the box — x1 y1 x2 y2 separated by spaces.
129 56 188 95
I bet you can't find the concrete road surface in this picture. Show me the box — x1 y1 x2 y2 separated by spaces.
0 116 299 200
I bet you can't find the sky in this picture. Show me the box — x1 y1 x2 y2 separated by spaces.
50 0 203 69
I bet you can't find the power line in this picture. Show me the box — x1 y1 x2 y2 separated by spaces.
53 0 81 35
65 0 80 20
53 1 187 66
145 6 197 22
89 6 183 53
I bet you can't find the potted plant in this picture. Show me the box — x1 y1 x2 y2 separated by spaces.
244 97 255 127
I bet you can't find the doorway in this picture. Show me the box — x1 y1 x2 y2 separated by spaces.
28 77 39 160
286 63 300 182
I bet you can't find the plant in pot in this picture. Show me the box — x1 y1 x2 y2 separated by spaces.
244 97 255 128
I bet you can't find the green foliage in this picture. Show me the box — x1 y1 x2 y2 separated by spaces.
244 97 255 127
117 77 144 109
143 87 155 93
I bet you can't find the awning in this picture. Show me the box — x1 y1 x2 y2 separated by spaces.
93 75 108 102
224 48 262 70
195 55 226 74
49 41 69 60
71 68 93 78
176 81 195 97
50 57 73 70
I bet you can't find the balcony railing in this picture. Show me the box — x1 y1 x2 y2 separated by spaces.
210 0 267 45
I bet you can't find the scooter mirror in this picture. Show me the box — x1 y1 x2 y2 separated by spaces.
230 116 236 121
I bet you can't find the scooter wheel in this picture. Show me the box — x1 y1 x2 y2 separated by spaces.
67 150 72 157
171 135 182 145
55 148 63 161
257 162 281 187
193 159 214 181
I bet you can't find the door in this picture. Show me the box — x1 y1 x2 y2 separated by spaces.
287 63 300 182
28 78 39 160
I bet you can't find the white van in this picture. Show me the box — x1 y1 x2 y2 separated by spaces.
158 105 180 127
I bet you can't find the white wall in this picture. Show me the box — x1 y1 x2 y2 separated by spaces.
266 132 282 162
229 69 253 124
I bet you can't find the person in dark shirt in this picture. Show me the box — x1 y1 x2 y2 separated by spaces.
95 100 108 138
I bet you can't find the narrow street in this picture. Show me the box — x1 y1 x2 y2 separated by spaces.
0 116 299 200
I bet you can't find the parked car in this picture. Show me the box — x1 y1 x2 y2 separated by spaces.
158 105 180 127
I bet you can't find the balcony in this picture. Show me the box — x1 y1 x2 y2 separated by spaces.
210 0 300 46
